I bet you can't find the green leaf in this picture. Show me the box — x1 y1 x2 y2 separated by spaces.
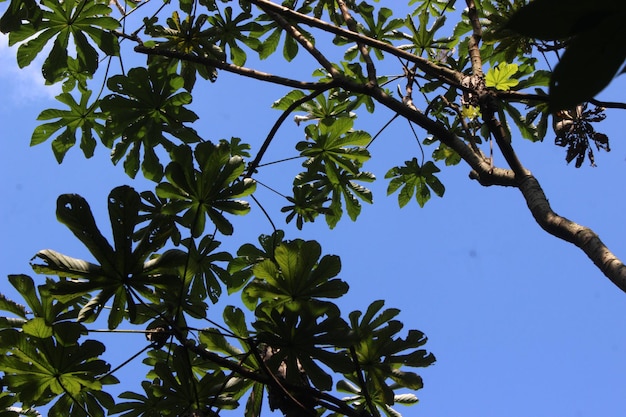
10 0 119 82
205 6 263 66
179 236 232 306
100 66 202 181
346 301 435 407
0 330 116 407
0 0 43 33
254 309 353 391
227 231 285 295
245 239 348 315
385 159 445 208
485 62 519 91
31 90 104 163
31 186 176 328
0 292 28 319
223 305 249 338
8 274 43 317
156 141 256 237
22 317 53 338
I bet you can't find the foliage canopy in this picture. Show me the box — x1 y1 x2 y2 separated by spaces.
1 0 625 416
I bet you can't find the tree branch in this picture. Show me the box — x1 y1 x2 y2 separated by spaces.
355 75 626 293
590 98 626 110
248 0 464 85
257 4 340 77
518 175 626 292
337 0 377 83
480 93 530 178
465 0 484 79
134 45 331 90
360 83 499 182
458 0 626 291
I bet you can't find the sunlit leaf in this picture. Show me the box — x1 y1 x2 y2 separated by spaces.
485 62 519 91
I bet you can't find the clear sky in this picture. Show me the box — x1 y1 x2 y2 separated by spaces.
1 4 626 416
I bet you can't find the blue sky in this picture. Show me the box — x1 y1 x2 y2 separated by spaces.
2 5 626 416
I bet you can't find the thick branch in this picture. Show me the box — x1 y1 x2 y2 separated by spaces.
361 83 499 181
465 0 484 79
360 83 626 292
480 93 530 178
461 1 626 292
518 176 626 292
134 45 330 90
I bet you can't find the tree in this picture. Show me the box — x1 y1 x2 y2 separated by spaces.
0 0 625 416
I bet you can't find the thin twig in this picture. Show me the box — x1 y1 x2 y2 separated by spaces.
245 85 336 177
366 113 399 149
337 0 377 83
251 194 278 233
97 344 153 381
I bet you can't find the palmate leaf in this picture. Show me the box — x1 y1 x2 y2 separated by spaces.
100 66 202 181
179 235 232 305
205 6 262 66
0 329 118 411
293 94 359 125
6 0 119 83
385 159 444 208
252 12 316 62
485 62 519 91
156 141 256 237
109 380 164 417
137 345 240 416
298 117 371 176
144 11 225 90
281 183 331 230
30 186 179 329
334 3 404 61
291 117 374 227
253 309 354 391
30 90 104 163
336 377 420 417
2 275 86 344
292 169 374 229
410 0 455 15
399 10 453 58
243 239 349 314
227 230 285 293
48 389 116 417
347 301 435 405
